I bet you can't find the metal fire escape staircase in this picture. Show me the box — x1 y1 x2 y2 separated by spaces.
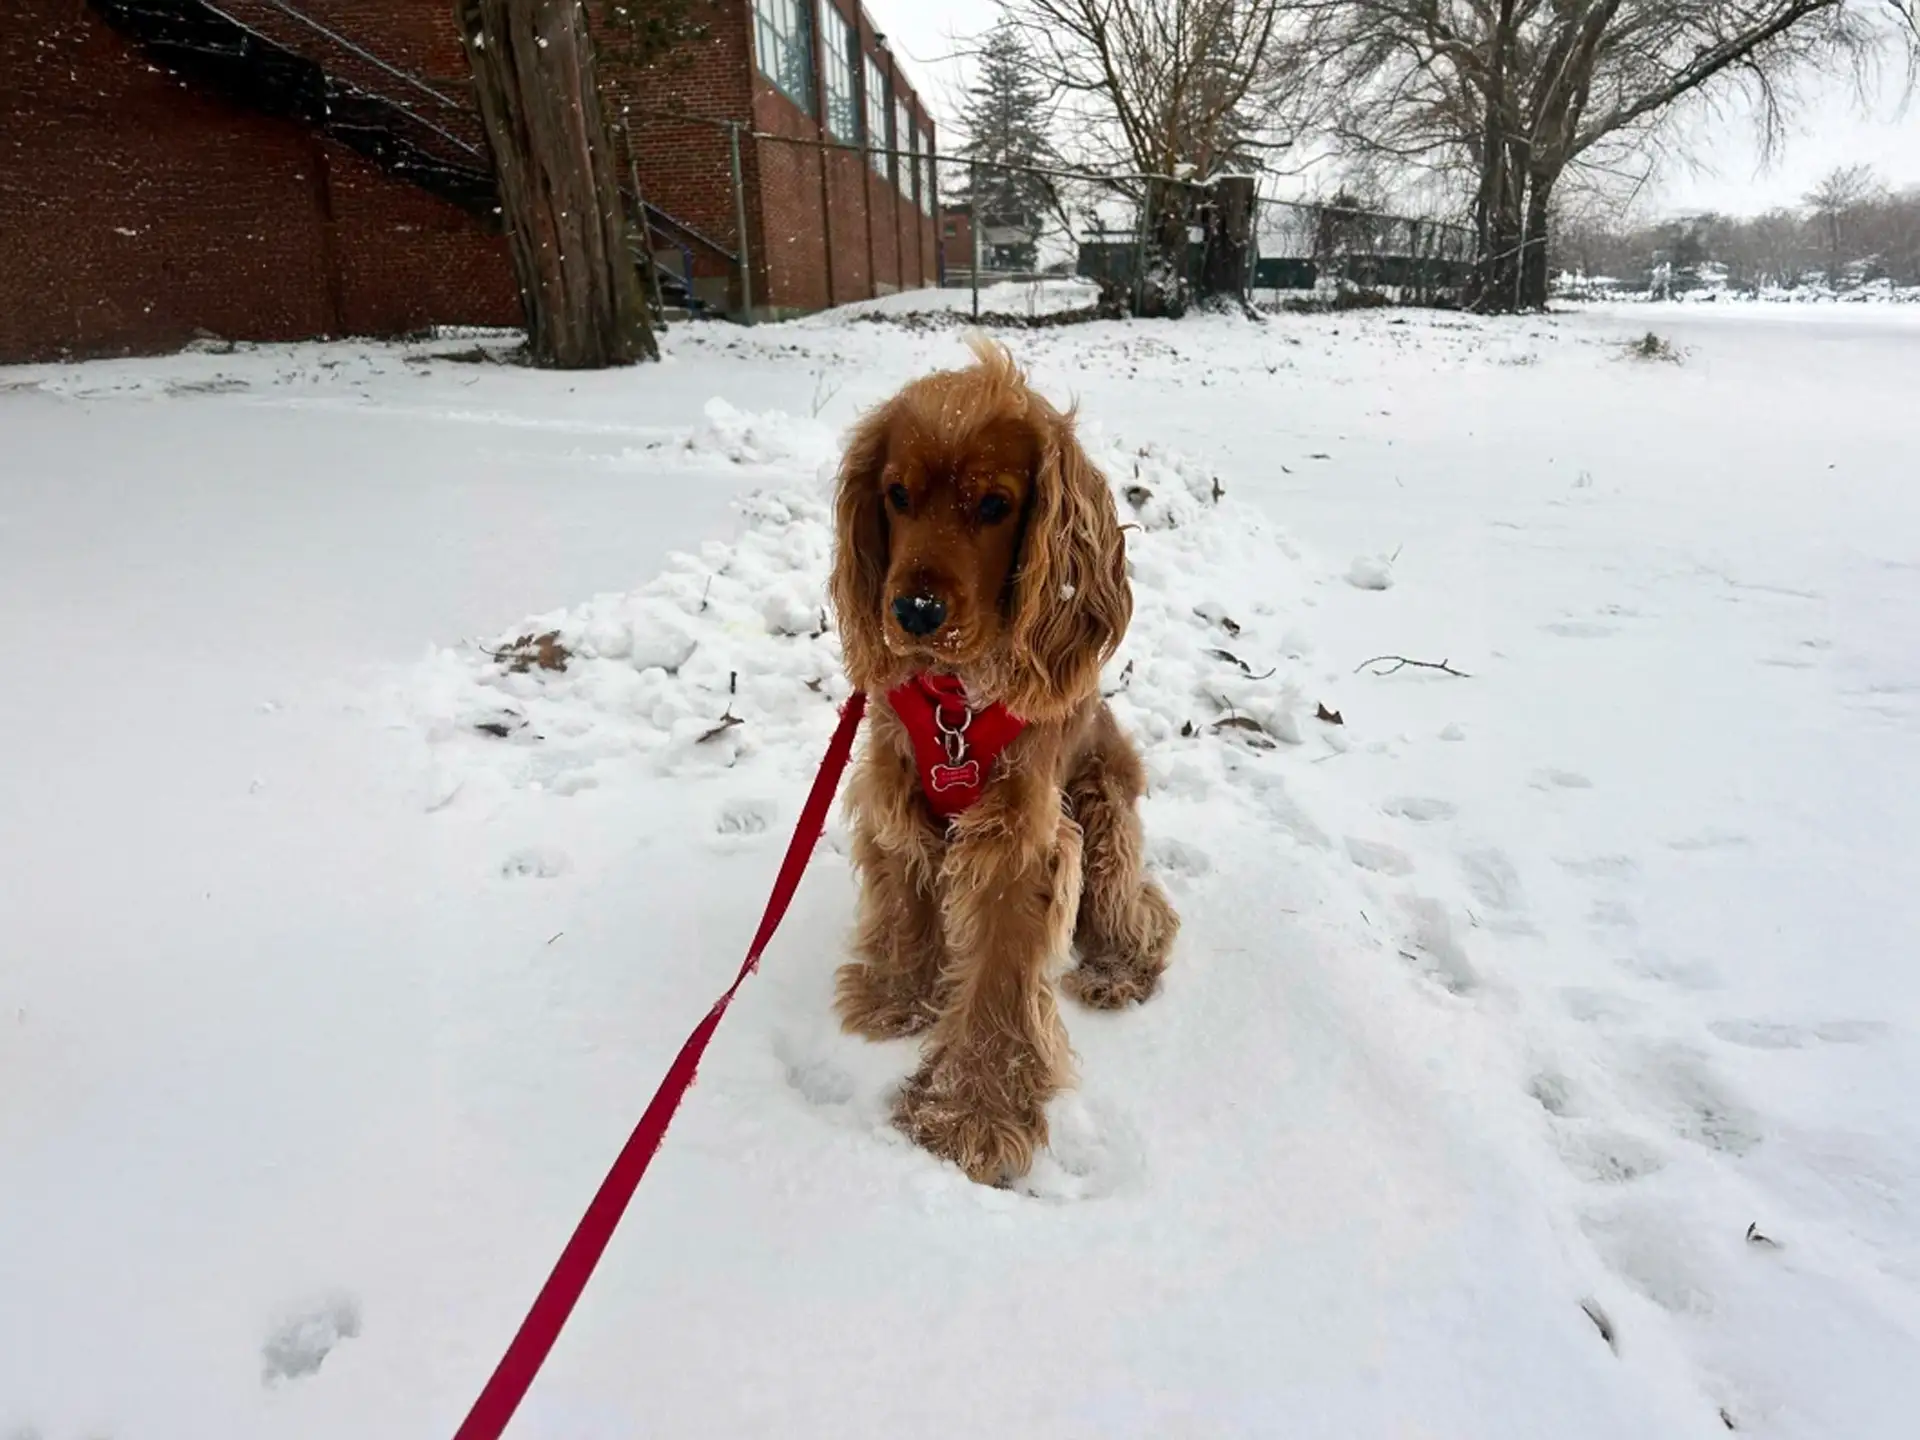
89 0 732 318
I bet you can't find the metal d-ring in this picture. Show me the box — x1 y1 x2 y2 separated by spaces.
933 702 974 764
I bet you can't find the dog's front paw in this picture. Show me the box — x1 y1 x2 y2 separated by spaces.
834 961 937 1039
1063 956 1162 1010
894 1055 1049 1186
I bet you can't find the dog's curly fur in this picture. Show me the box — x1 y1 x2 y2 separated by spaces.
829 336 1178 1185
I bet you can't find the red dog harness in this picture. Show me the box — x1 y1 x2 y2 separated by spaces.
885 673 1026 819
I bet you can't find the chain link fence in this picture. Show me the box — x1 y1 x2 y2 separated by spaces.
610 122 1474 325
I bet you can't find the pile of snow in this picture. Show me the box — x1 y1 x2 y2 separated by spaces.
823 279 1103 322
1345 552 1396 590
678 396 838 469
412 410 1329 833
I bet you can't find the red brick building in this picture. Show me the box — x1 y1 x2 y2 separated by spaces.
0 0 940 364
619 0 942 318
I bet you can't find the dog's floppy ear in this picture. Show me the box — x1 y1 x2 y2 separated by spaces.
1005 398 1131 720
829 400 896 692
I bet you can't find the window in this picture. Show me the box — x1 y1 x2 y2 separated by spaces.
919 127 937 215
864 54 889 177
894 99 912 187
823 8 858 142
904 115 919 205
753 0 814 115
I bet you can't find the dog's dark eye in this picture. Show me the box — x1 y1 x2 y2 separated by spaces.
887 483 911 514
977 493 1013 525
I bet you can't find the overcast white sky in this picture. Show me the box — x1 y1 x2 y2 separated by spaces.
879 0 1920 216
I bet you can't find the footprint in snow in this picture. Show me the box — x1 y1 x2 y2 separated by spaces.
1383 795 1457 823
1708 1018 1887 1050
1582 1200 1717 1315
1529 1070 1578 1118
1345 837 1414 876
1667 829 1750 853
1560 987 1647 1026
1586 898 1638 932
712 797 773 845
1555 853 1638 880
1554 1124 1671 1186
1543 620 1618 639
770 1023 911 1132
1635 1042 1765 1156
1531 768 1593 791
1019 1093 1145 1203
779 1045 856 1108
499 847 568 880
1460 848 1524 912
262 1293 361 1385
1396 895 1478 995
1618 950 1723 991
1147 835 1212 881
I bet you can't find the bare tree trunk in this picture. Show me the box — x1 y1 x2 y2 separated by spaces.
455 0 656 368
1199 175 1256 307
1138 178 1194 318
1519 171 1556 310
1467 0 1521 314
1471 145 1525 313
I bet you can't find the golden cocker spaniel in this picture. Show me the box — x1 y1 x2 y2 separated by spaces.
829 336 1178 1185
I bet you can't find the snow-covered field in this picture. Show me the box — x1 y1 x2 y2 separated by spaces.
3 299 1917 1439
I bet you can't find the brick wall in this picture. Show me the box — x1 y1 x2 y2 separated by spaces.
602 9 753 312
609 0 938 321
2 0 942 361
751 88 834 314
0 0 519 364
748 0 938 315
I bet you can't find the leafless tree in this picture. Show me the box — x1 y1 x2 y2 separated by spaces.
1805 161 1886 281
994 0 1303 313
1541 171 1920 293
1295 0 1918 312
455 0 656 367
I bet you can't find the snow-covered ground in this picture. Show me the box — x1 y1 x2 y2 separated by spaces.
3 300 1917 1439
832 277 1102 319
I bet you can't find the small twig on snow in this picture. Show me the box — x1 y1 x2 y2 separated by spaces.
1354 654 1472 678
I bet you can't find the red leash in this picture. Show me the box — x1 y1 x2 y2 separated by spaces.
452 691 868 1440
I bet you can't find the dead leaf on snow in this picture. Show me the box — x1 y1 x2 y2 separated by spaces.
1207 647 1277 680
490 630 570 674
696 714 744 745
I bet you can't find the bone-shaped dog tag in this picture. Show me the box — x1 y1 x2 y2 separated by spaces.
929 760 981 794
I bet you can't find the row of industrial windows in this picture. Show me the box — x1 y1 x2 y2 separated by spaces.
752 0 936 215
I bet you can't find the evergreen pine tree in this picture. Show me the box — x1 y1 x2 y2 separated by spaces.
955 21 1059 270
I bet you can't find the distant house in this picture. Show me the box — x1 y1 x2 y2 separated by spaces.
939 203 1041 277
941 205 976 274
1 0 938 363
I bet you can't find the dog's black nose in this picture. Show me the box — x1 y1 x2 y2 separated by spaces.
891 593 947 637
